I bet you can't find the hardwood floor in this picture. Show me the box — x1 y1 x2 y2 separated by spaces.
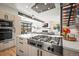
0 47 16 56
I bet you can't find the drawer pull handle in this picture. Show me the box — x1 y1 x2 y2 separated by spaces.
19 38 23 40
19 42 23 44
19 50 24 53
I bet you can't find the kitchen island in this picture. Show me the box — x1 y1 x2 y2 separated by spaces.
17 33 79 56
17 33 63 56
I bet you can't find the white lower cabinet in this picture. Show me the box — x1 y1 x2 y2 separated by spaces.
16 38 56 56
28 45 55 56
9 40 15 48
3 41 10 49
17 45 56 56
16 48 25 56
16 38 29 56
0 42 4 50
42 50 56 56
63 48 79 56
0 40 15 51
28 45 38 56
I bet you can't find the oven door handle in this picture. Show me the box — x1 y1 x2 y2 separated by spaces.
13 27 16 33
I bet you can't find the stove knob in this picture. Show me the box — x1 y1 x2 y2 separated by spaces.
47 47 51 50
51 48 54 52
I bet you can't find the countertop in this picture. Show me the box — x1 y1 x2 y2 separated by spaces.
18 33 62 39
63 39 79 52
18 33 79 52
18 33 43 39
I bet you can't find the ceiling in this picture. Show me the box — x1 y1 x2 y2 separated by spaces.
32 3 55 13
1 3 60 23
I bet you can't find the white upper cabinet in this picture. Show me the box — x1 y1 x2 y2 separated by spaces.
0 10 14 21
0 11 5 20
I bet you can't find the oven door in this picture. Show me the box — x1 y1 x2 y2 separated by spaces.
0 29 12 40
0 20 13 27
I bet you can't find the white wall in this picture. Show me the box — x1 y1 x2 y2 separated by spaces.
0 4 18 15
39 3 60 32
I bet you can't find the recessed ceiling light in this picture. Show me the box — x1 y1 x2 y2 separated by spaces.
36 6 38 9
44 3 47 5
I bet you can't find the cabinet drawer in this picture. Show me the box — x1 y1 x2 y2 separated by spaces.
16 48 26 56
16 38 24 45
17 38 27 45
17 39 25 45
3 41 10 49
17 41 26 50
18 38 24 42
17 43 25 51
9 40 15 47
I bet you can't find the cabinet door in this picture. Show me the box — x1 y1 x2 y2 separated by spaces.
9 40 15 48
24 39 29 56
0 42 4 50
0 10 15 21
0 40 15 51
2 41 10 50
16 47 25 56
14 16 21 37
63 48 79 56
42 50 56 56
0 11 5 19
7 14 14 21
14 16 21 47
28 45 38 56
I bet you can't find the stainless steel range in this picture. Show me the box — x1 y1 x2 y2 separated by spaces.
27 35 63 56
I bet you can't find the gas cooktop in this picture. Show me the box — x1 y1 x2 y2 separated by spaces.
27 35 63 56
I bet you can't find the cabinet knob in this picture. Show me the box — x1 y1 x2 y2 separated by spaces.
51 48 54 52
47 47 54 52
47 47 51 50
4 15 8 20
19 50 24 53
20 38 23 40
19 42 23 44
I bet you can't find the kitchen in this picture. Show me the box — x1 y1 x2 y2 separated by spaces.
0 3 79 56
